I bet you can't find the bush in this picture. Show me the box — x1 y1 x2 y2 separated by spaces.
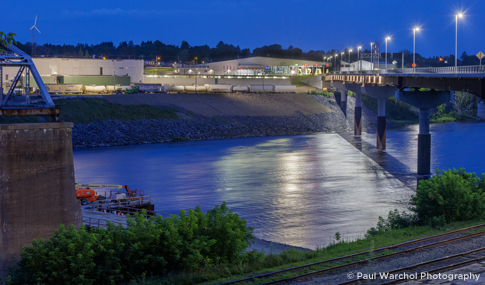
366 209 418 237
410 168 485 224
7 202 254 285
307 90 332 97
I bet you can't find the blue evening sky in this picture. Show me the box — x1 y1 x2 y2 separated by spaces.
1 0 483 57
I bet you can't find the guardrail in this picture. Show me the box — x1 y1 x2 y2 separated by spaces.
330 65 485 76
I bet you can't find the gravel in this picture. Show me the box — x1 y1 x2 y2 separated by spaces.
71 94 384 148
288 232 485 284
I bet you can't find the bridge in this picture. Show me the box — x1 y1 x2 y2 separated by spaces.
324 68 485 177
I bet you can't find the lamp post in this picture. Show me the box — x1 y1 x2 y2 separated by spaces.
370 42 374 71
385 37 390 73
455 13 464 74
357 46 362 74
413 27 419 74
341 52 344 72
334 53 338 73
349 49 352 71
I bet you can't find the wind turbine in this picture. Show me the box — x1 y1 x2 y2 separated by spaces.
30 16 41 56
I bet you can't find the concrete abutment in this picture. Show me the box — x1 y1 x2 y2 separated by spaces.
0 122 81 278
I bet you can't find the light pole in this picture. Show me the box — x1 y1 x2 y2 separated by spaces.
385 37 390 73
334 53 338 71
455 13 464 74
341 52 344 72
370 42 374 71
413 27 420 74
324 56 327 62
357 46 362 74
348 49 352 71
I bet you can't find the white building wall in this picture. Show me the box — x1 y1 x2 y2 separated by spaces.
2 58 144 84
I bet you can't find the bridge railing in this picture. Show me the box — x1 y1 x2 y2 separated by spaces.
330 65 485 75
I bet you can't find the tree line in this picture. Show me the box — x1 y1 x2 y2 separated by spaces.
11 39 483 68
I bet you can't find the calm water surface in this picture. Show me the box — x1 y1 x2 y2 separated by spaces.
73 121 485 249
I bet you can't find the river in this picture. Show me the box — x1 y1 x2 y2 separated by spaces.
73 121 485 249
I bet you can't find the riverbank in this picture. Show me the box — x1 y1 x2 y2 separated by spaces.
71 93 389 148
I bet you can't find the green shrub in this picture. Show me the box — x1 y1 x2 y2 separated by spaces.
7 202 254 285
410 168 485 223
366 209 418 237
306 90 332 97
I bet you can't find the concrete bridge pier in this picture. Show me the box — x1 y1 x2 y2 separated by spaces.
361 85 397 150
0 122 81 278
331 82 347 116
396 90 454 176
478 101 485 119
343 83 363 136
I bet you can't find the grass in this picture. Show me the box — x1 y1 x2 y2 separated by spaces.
291 75 316 86
144 68 173 74
431 116 457 124
307 90 333 97
55 98 178 123
131 219 485 285
0 98 179 124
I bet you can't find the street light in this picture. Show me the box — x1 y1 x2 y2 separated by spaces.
349 49 352 71
334 53 338 72
370 42 374 71
455 13 464 74
385 37 391 73
357 46 362 74
341 52 344 72
413 27 420 74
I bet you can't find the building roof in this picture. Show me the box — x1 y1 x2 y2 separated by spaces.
209 56 329 67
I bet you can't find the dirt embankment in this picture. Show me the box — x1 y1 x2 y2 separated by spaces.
99 93 333 117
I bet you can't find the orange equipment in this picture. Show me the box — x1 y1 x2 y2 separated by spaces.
75 184 144 205
76 188 99 205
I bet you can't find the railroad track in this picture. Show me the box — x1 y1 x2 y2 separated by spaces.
340 247 485 284
219 223 485 285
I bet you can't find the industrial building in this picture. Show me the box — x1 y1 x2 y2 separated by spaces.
173 57 331 76
1 58 144 92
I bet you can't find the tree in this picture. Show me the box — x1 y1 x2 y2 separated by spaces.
84 49 90 58
0 32 16 50
181 40 190 50
78 46 83 57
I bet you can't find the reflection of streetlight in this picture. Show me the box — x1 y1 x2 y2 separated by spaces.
455 13 464 74
413 27 420 74
385 37 390 72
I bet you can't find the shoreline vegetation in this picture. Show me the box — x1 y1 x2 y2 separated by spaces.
5 168 485 285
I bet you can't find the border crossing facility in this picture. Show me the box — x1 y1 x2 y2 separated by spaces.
0 56 334 94
172 57 331 76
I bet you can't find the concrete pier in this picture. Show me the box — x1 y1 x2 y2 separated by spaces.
396 90 454 176
331 82 348 116
0 122 81 277
361 85 397 150
343 83 363 136
478 101 485 120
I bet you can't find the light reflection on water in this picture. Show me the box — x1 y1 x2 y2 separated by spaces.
74 133 415 249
